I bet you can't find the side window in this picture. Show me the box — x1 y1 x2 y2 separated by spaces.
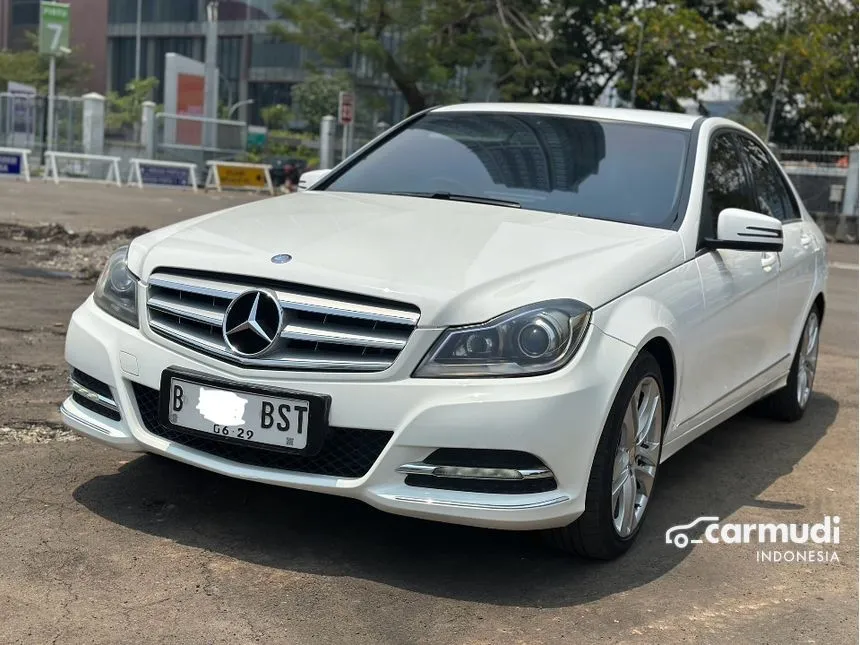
737 137 791 221
701 133 754 240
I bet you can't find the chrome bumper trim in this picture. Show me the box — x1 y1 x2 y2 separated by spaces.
396 462 554 480
386 493 571 511
69 377 119 412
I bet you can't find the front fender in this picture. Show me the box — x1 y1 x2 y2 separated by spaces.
590 293 689 438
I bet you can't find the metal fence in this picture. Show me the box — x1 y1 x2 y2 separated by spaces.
0 92 83 164
773 147 854 217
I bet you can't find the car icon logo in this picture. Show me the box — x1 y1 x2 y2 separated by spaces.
665 516 721 549
271 253 293 264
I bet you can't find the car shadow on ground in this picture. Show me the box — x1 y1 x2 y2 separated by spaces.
73 394 838 609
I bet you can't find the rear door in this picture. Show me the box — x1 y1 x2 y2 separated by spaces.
736 135 818 356
683 131 783 424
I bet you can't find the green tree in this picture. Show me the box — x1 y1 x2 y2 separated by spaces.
105 77 159 132
732 0 858 148
260 103 293 130
290 72 352 126
271 0 507 114
0 35 92 94
494 0 626 104
494 0 759 110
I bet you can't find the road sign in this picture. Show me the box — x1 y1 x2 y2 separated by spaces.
338 91 355 125
139 163 192 187
218 164 268 189
39 2 71 55
0 152 23 176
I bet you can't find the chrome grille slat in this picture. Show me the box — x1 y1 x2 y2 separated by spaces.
148 295 225 326
149 272 420 325
149 318 395 371
146 271 419 372
281 322 408 350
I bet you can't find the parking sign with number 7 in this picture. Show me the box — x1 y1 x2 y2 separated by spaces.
38 1 70 55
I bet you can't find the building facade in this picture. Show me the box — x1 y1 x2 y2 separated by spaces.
0 0 108 93
106 0 412 127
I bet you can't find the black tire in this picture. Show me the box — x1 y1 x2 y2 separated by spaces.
544 351 666 560
754 306 821 423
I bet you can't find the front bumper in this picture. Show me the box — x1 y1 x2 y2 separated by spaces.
62 296 636 531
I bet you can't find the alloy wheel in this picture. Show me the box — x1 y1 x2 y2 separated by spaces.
796 311 820 409
612 376 663 538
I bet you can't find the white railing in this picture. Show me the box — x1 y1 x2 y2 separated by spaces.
43 151 122 186
0 147 31 181
126 158 198 192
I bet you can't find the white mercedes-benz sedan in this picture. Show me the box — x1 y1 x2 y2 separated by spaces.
61 104 827 559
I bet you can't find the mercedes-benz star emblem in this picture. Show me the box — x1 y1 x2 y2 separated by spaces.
222 289 284 357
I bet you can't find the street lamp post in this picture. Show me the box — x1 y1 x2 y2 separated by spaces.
227 99 254 120
134 0 142 80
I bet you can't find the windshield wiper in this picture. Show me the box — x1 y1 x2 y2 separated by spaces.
391 191 521 208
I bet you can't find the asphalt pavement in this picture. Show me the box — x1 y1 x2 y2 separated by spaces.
0 182 856 644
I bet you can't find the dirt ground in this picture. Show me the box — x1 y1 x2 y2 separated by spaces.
0 181 857 644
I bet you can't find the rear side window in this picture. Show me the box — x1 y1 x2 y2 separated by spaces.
737 137 792 221
701 133 755 240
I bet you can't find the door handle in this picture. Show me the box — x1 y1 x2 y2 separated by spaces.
761 252 779 272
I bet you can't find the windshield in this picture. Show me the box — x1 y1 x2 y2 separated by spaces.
324 112 691 228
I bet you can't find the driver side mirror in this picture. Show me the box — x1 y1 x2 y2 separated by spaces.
297 168 331 192
703 208 784 252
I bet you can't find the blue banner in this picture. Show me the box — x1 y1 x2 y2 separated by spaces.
139 163 191 187
0 153 22 176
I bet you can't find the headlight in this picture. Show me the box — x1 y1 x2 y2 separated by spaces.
413 299 591 378
93 246 139 327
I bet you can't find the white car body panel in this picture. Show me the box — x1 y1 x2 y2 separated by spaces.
62 104 828 532
128 191 685 327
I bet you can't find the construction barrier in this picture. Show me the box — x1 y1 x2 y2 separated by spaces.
205 160 274 195
43 151 122 187
127 158 198 192
0 147 31 182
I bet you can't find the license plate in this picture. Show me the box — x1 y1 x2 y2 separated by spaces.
165 377 313 450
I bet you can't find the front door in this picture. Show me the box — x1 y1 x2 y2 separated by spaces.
680 132 783 427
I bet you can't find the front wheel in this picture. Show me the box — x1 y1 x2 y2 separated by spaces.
545 351 666 559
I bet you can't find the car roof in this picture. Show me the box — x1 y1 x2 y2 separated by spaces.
431 103 702 131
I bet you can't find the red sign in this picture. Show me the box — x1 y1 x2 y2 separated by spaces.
338 91 355 125
177 73 204 145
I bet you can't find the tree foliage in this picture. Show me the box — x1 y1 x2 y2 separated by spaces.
0 35 92 94
260 103 293 130
290 72 352 126
272 0 506 114
105 77 160 132
273 0 857 148
732 0 858 148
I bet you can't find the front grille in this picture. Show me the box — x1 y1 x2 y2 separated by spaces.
145 270 420 372
132 383 392 478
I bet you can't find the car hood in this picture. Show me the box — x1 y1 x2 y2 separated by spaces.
128 191 684 327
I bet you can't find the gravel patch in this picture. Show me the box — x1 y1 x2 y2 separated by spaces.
0 423 79 444
0 222 149 281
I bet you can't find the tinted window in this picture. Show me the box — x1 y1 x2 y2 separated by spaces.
738 137 793 221
701 133 754 240
324 113 691 229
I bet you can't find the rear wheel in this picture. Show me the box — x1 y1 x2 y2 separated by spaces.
755 306 821 422
546 352 665 559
